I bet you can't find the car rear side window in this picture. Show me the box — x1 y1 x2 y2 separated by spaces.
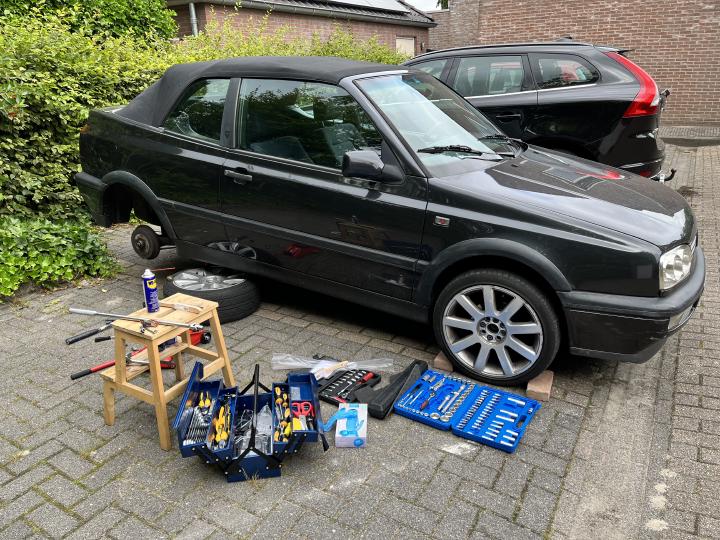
411 58 449 78
452 55 525 97
163 79 230 143
237 79 382 169
533 54 599 89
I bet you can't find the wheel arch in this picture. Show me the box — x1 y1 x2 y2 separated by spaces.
101 171 176 239
416 239 570 331
419 241 571 360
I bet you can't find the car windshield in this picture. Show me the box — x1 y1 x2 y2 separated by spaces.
356 72 516 177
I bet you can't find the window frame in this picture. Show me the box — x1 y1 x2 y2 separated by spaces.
161 77 234 146
447 54 535 99
232 77 385 171
528 52 601 91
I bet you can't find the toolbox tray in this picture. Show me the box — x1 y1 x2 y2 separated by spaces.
393 369 540 453
173 362 326 481
172 362 224 458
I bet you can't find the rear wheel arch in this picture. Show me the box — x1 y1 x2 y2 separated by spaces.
101 171 176 238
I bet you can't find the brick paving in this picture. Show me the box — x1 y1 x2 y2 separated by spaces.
0 142 717 539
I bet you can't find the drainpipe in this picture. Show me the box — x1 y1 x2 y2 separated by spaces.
188 2 199 36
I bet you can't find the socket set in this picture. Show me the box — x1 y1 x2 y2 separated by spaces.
318 369 381 404
394 369 540 453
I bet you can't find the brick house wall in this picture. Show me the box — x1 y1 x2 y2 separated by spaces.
174 4 431 56
427 0 720 125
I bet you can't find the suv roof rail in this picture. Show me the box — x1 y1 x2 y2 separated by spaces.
410 41 595 60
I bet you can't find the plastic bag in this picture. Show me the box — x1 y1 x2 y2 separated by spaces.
271 354 393 379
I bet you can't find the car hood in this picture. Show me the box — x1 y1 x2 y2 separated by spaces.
442 146 695 250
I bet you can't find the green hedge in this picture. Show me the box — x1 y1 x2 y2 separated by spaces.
3 0 177 38
0 216 118 297
0 9 407 297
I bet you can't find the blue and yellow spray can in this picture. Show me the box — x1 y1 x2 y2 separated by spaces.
142 269 160 313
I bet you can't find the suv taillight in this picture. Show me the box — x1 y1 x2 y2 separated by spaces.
605 51 660 117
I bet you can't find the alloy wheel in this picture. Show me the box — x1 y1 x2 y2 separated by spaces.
441 284 543 380
170 268 246 291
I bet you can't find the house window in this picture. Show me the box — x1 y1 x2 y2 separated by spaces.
396 37 416 56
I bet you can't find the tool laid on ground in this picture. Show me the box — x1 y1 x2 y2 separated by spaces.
318 369 381 404
394 368 540 453
68 308 204 331
353 360 429 419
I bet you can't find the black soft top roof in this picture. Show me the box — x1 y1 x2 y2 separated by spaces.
118 56 401 126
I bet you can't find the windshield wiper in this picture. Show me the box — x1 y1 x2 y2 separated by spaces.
416 145 503 161
476 134 526 157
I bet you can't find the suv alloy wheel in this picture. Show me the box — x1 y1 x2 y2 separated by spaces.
433 269 560 385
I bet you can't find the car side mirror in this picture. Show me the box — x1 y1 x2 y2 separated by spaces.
342 150 384 181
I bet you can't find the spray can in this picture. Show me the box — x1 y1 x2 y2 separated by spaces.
142 269 160 313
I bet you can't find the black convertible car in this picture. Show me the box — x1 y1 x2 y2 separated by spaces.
76 57 704 385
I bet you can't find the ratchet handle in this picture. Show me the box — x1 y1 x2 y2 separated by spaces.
66 327 101 345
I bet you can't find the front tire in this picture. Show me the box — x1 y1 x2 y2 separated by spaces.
433 269 560 386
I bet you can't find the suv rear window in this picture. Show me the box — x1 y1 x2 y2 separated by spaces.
163 79 230 143
452 55 525 97
532 54 599 89
411 58 449 78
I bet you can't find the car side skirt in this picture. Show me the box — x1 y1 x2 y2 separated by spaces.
174 239 430 323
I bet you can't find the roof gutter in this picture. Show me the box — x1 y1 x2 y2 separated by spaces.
167 0 437 28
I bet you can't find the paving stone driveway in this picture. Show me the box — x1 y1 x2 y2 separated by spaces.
0 142 718 539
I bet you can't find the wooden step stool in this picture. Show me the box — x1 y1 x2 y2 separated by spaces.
101 293 235 450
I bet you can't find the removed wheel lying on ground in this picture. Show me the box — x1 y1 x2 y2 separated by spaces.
163 268 260 323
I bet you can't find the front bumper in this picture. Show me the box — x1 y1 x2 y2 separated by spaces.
559 247 705 363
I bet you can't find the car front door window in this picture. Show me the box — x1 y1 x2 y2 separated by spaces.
237 79 382 168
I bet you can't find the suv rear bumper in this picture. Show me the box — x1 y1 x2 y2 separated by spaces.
559 247 705 363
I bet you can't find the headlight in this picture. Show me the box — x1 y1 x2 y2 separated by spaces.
660 244 692 290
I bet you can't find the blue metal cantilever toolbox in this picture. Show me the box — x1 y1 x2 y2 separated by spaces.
173 362 327 481
393 369 540 453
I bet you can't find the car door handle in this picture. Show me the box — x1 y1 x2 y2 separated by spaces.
495 112 522 121
224 169 253 185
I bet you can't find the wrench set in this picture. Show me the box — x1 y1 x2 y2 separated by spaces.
394 369 540 453
318 369 381 404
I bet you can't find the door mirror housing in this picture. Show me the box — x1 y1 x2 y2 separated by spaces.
342 150 384 181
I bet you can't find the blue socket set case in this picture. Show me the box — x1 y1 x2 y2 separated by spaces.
173 362 327 481
393 369 540 453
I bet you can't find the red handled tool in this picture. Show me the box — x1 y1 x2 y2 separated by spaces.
291 401 314 418
70 349 175 380
69 329 210 381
